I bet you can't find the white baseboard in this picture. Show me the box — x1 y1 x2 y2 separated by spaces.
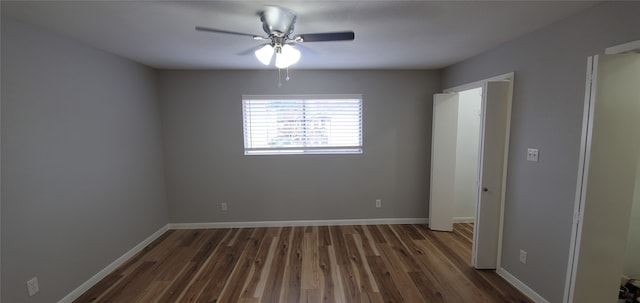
453 216 475 223
58 224 169 303
169 217 428 229
497 267 549 303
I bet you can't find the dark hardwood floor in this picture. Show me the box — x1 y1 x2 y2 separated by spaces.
74 223 532 302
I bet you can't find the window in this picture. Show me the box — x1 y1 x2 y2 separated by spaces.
242 94 363 155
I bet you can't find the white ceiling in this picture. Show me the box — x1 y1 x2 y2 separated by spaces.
1 1 598 70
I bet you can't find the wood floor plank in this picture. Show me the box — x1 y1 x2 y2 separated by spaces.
413 228 486 302
74 224 533 303
352 225 378 257
301 288 322 303
408 271 447 302
327 243 346 303
318 244 335 302
414 225 508 302
301 229 321 290
422 225 501 302
219 228 267 302
330 226 360 302
319 225 332 247
260 226 292 303
155 261 201 303
281 227 304 303
134 280 170 303
376 225 421 272
344 233 378 292
198 228 256 302
73 271 123 302
366 255 405 303
389 225 430 266
173 228 234 302
359 291 385 303
455 223 474 243
97 261 156 303
377 243 427 303
245 235 278 299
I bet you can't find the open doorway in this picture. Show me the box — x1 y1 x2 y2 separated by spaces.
454 87 483 224
452 87 483 264
429 73 514 269
566 41 640 303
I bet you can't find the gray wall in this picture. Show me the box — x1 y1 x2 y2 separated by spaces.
441 2 640 302
159 70 439 223
1 18 168 303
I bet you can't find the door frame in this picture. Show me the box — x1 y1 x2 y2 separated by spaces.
443 72 514 269
564 40 640 303
563 54 596 303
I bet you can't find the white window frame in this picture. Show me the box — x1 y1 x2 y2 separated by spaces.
242 94 363 155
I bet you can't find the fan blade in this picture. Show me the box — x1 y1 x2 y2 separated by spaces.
237 44 269 56
295 31 355 42
293 43 318 56
195 26 261 39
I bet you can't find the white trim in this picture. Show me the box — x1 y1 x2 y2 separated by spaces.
169 218 428 229
242 94 363 100
564 56 597 303
496 72 515 271
453 217 475 223
58 225 169 303
497 267 550 303
443 72 514 93
605 40 640 55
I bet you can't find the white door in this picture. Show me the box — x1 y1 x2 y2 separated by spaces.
429 93 459 231
570 53 640 303
473 81 511 269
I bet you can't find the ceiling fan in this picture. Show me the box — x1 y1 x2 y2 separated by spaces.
196 5 355 69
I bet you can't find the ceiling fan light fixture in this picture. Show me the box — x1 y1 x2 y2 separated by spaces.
196 5 354 71
275 44 301 69
255 44 274 65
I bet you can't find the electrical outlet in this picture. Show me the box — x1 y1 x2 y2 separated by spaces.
527 148 539 162
519 249 527 264
220 203 228 211
375 199 382 208
27 277 39 296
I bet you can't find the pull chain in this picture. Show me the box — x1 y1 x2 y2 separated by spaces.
276 68 292 88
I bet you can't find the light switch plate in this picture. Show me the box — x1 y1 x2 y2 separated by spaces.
527 148 539 162
27 277 39 296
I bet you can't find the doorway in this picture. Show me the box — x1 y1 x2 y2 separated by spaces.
429 73 514 269
454 87 483 224
429 88 482 231
565 41 640 302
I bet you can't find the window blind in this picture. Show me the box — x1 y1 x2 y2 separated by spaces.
242 95 363 155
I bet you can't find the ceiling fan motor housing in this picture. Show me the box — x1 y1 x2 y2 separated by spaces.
260 6 296 38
